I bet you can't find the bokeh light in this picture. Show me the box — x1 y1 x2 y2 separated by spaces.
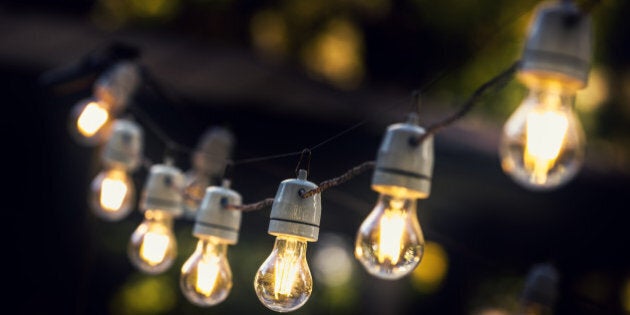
411 241 449 294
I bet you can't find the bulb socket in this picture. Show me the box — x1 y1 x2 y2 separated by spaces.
519 1 592 90
372 114 434 199
192 126 235 176
193 180 242 244
520 263 559 308
140 163 185 217
268 169 321 242
101 119 143 171
94 61 141 111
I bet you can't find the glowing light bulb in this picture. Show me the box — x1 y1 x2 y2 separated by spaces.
501 0 592 190
129 210 177 274
69 98 112 146
128 163 184 274
255 236 312 312
500 89 584 190
355 194 423 279
88 119 142 221
90 166 135 221
180 180 242 307
355 113 433 280
254 169 321 312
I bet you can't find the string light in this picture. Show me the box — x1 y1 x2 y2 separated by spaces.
254 169 321 313
180 179 242 307
89 118 143 221
354 113 433 280
499 0 592 190
128 162 185 274
182 127 235 220
68 61 141 146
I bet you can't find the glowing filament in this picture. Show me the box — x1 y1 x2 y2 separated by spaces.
196 256 221 296
77 102 109 137
525 109 569 184
140 232 170 265
274 240 300 297
378 206 405 265
100 177 128 211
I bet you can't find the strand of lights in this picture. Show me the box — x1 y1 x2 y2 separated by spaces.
499 0 593 190
128 161 185 274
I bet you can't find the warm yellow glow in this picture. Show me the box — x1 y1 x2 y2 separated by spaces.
377 199 406 265
99 173 129 211
140 232 171 266
302 19 364 89
77 101 109 137
524 105 569 184
411 241 448 293
274 239 301 297
577 67 609 112
195 255 221 296
250 10 288 58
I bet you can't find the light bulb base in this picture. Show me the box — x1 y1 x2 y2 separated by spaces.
192 126 235 176
140 163 185 216
193 183 242 244
372 115 434 199
94 61 141 111
101 119 143 171
519 1 592 89
268 169 321 242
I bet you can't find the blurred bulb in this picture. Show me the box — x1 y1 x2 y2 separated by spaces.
500 88 584 190
183 171 210 216
180 237 232 306
69 98 112 145
355 194 424 280
254 236 312 313
89 166 135 221
128 210 177 274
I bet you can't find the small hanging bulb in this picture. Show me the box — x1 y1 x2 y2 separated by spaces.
128 162 184 275
180 179 242 307
355 113 434 280
500 0 592 190
517 263 559 315
68 61 141 146
89 119 143 221
183 127 235 219
254 169 321 313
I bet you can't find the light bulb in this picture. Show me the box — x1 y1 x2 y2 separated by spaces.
355 194 424 279
356 113 433 280
500 89 584 190
255 236 312 312
89 166 135 221
180 180 242 307
128 163 185 274
502 0 592 190
254 169 321 313
69 98 113 146
128 210 177 274
88 119 143 221
183 171 211 216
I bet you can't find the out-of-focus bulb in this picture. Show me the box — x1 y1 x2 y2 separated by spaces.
89 119 143 221
128 163 184 274
254 169 321 313
356 113 433 280
69 98 112 146
183 127 235 219
180 180 242 307
502 0 592 190
355 194 423 279
90 166 135 221
500 89 584 189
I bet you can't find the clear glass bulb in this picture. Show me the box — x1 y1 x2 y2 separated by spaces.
89 167 135 221
355 194 424 280
128 210 177 274
180 237 232 307
500 88 585 190
68 98 112 146
254 236 313 313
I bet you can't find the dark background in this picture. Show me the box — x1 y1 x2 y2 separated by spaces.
3 0 630 314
